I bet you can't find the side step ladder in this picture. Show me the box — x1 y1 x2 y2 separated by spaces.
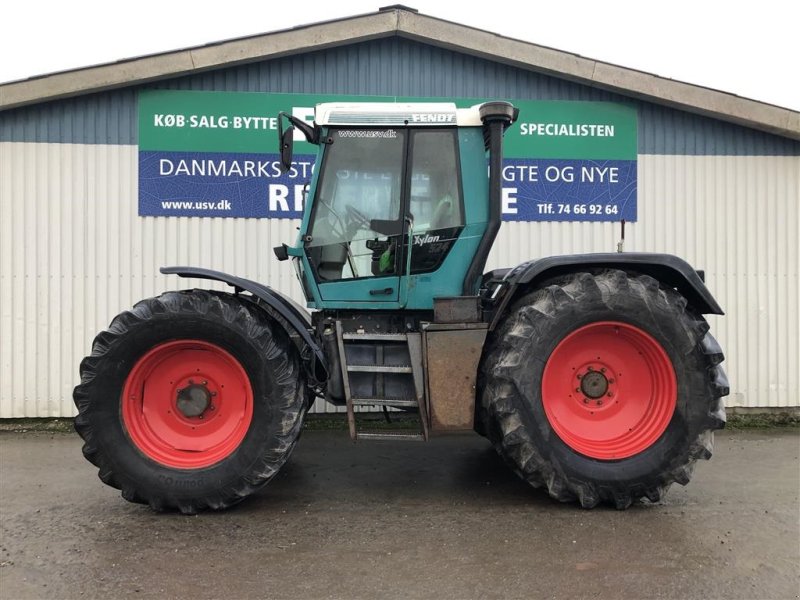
335 322 429 441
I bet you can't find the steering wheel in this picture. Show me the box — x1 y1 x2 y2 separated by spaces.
345 204 371 230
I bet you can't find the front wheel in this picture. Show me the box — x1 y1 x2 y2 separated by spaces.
73 290 306 513
479 270 728 509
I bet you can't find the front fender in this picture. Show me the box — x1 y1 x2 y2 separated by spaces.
160 266 327 381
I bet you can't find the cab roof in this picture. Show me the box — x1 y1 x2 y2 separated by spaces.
315 102 484 127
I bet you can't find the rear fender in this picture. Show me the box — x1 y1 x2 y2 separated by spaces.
489 253 724 330
160 266 327 382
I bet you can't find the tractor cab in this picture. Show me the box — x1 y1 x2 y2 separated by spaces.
276 102 517 310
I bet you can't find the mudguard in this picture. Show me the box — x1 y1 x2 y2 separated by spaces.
160 266 327 381
489 253 723 330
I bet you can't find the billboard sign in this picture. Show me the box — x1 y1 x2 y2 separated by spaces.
138 90 637 221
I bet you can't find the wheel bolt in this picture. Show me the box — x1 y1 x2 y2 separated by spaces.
575 388 581 393
600 368 606 373
198 415 204 420
587 366 594 371
577 374 582 379
211 391 217 397
609 379 615 384
209 405 215 411
583 398 589 404
597 400 603 406
202 380 208 386
607 392 613 397
188 379 194 385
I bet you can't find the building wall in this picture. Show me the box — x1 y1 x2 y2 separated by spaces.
1 37 798 417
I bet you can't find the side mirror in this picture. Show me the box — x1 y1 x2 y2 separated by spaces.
279 126 294 173
273 243 290 261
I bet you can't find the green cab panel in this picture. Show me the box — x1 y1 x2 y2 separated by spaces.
318 276 401 304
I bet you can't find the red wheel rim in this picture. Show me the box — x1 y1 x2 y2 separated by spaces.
122 340 253 469
541 321 676 460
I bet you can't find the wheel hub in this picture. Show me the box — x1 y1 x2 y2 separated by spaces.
580 370 608 399
176 383 211 417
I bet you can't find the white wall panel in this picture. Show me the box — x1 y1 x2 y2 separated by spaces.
1 142 798 416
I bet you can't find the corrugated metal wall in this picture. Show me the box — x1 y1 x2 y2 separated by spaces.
1 37 798 417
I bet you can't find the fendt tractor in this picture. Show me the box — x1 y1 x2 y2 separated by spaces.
74 101 729 513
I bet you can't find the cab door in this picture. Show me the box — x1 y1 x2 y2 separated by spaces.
401 128 468 308
303 128 408 308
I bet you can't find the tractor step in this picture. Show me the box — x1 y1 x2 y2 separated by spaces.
356 431 425 441
347 365 413 373
352 398 419 408
335 321 429 443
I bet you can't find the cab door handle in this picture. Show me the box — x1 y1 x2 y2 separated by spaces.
369 287 394 296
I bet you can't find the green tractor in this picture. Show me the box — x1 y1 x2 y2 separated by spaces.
74 101 728 513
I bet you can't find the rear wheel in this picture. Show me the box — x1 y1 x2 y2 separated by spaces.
74 290 306 513
479 270 728 509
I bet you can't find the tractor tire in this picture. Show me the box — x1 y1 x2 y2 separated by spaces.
478 270 728 509
73 290 306 513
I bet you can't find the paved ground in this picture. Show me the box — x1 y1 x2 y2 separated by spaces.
1 427 798 600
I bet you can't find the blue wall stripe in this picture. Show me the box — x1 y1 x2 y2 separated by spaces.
1 37 797 155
